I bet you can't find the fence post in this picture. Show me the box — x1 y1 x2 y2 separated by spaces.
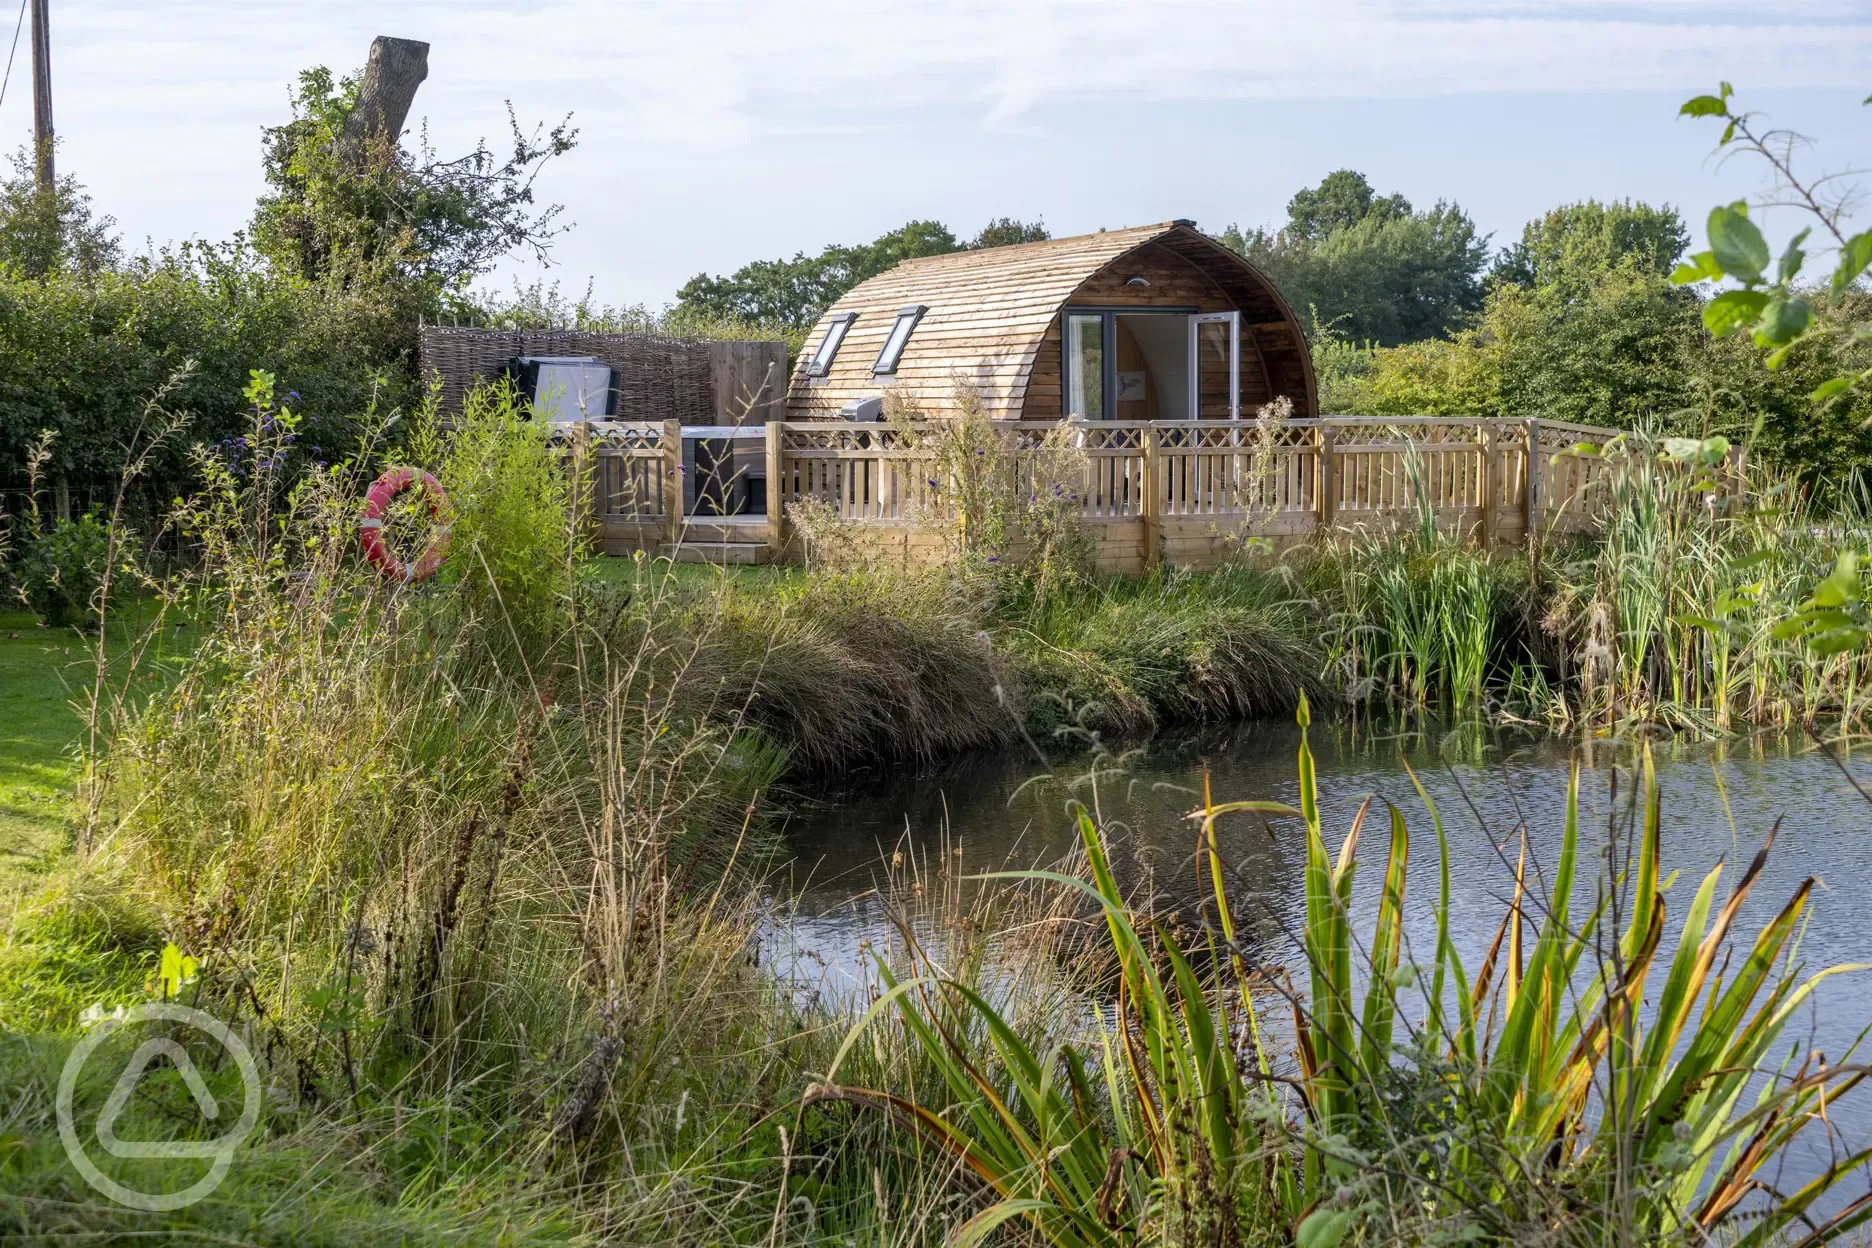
1140 423 1160 571
1523 417 1542 546
1316 423 1337 535
1478 420 1495 548
766 420 785 559
663 417 684 550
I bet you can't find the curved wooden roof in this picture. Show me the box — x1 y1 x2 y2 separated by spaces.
785 221 1316 419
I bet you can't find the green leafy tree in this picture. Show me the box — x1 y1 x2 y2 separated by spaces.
0 145 120 279
965 217 1049 249
1284 169 1411 243
675 219 961 331
1222 172 1489 346
0 55 585 505
1491 199 1690 294
252 66 576 307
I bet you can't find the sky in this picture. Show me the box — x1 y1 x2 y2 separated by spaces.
21 1 1872 308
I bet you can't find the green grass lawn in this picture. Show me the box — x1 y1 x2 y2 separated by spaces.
0 609 93 873
0 605 195 879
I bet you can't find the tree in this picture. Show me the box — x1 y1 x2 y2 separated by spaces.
0 145 119 278
252 64 576 306
967 218 1049 249
1222 172 1489 347
674 217 1051 331
675 220 961 331
1284 170 1410 243
1490 199 1690 294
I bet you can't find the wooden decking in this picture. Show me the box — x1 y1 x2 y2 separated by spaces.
553 415 1637 572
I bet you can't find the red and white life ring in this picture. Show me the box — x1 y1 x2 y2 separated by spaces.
359 467 451 583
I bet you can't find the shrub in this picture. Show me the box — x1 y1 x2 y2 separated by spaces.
12 507 118 627
411 378 578 655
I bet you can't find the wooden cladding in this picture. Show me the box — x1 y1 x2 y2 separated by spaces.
785 222 1317 424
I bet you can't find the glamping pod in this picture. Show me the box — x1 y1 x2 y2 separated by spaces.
785 220 1317 423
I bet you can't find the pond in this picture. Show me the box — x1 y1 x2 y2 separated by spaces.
768 717 1872 1179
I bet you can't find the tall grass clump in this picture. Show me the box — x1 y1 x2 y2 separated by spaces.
1002 566 1322 738
1541 431 1872 733
407 374 581 656
819 698 1872 1245
1299 451 1528 716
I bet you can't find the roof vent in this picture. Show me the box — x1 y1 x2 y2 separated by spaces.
1125 276 1151 287
1172 218 1196 228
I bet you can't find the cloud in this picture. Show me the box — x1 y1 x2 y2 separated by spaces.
49 1 1872 152
21 0 1872 298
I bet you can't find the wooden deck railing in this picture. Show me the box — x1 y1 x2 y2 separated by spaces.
552 415 1635 570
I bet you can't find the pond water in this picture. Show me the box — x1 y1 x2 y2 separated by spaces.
769 718 1872 1181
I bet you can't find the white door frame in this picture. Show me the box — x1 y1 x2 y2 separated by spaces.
1187 311 1240 420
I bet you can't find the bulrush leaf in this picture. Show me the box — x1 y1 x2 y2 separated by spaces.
1359 804 1409 1073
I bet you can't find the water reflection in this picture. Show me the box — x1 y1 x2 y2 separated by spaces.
772 719 1872 1154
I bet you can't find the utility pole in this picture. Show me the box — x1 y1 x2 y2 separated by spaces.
30 0 51 189
31 0 62 520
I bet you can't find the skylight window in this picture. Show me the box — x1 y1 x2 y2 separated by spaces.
806 312 856 377
871 305 927 376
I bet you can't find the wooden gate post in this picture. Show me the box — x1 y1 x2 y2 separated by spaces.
1316 423 1337 535
766 420 785 558
1140 423 1161 571
663 417 684 550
